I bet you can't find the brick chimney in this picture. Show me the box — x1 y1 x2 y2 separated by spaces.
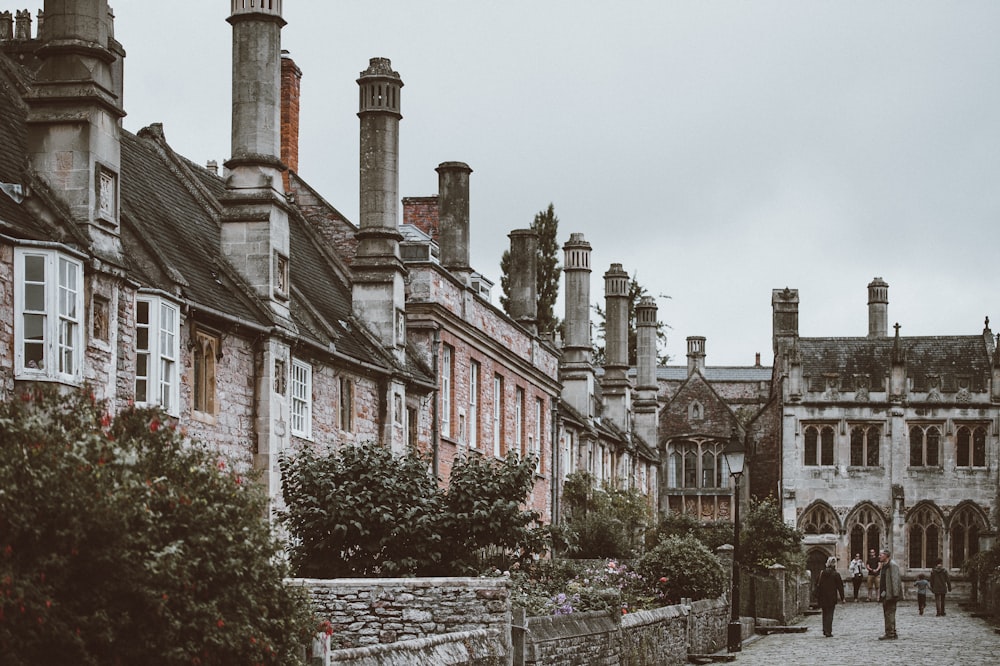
25 0 124 261
280 50 302 189
867 277 889 338
507 229 538 334
402 196 439 241
437 161 473 283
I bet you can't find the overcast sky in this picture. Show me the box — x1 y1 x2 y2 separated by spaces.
113 1 1000 366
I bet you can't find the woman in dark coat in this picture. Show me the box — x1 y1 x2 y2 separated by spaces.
816 556 846 637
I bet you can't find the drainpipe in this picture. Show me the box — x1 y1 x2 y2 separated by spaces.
431 329 441 477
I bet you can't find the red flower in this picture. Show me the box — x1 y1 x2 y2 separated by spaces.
217 619 225 628
149 419 160 432
659 576 668 583
101 413 112 428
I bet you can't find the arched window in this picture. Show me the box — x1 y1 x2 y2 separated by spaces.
850 424 880 467
909 425 941 467
956 426 987 468
950 505 985 569
849 505 883 558
666 439 728 489
804 424 835 466
800 503 838 535
907 504 942 569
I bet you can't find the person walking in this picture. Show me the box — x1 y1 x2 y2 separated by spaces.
848 553 865 602
866 548 881 601
914 573 930 615
930 558 952 616
816 556 846 637
878 549 902 640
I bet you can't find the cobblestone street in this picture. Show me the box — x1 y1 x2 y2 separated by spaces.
729 600 1000 665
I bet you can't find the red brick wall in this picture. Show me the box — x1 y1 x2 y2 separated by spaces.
280 54 302 190
402 196 439 241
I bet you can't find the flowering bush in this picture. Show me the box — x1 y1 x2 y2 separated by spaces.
0 385 313 665
637 535 725 603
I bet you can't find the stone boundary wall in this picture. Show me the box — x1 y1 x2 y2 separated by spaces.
289 577 511 653
521 598 734 666
324 629 506 666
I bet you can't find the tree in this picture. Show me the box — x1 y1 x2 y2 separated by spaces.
560 471 653 559
0 385 313 665
279 443 548 577
592 270 670 366
499 203 562 334
637 535 726 603
739 497 805 572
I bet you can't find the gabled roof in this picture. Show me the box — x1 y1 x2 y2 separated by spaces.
659 370 743 442
794 334 992 393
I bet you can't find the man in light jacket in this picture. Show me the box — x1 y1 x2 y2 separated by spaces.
877 549 903 640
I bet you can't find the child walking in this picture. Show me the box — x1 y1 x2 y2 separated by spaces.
914 573 931 615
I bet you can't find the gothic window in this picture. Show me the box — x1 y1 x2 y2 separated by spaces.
192 328 220 416
907 504 942 569
850 424 880 466
666 439 728 489
950 505 984 569
849 505 883 558
135 296 180 415
800 503 838 535
909 425 942 467
14 248 84 382
956 425 987 468
803 424 835 466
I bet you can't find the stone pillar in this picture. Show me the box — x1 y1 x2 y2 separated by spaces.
437 161 473 283
867 277 889 338
508 229 538 334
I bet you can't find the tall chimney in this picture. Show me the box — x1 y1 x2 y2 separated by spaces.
633 296 659 449
772 287 799 357
221 0 292 326
561 233 594 418
280 50 302 189
686 336 706 376
867 277 889 338
508 229 538 334
437 161 473 283
26 0 124 260
402 196 439 241
353 57 407 359
602 263 630 429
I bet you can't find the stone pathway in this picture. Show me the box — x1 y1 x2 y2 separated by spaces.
730 600 1000 665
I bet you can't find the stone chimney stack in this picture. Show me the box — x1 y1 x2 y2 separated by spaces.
437 161 473 283
353 57 407 359
633 296 659 449
867 277 889 338
686 336 706 377
221 0 292 327
279 50 302 189
25 0 124 260
772 287 799 357
508 229 538 334
562 233 594 418
602 263 631 429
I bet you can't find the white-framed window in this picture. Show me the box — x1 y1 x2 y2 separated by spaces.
515 387 524 457
493 374 503 457
441 345 453 437
290 359 312 439
135 295 180 414
534 397 544 473
14 248 84 383
469 360 480 449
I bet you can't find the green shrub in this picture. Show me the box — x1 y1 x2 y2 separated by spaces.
561 471 652 559
637 535 726 603
656 512 733 552
740 497 805 572
0 385 312 665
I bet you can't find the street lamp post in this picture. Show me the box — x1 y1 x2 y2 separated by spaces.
723 431 747 653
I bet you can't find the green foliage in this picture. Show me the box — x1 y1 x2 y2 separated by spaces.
637 535 726 603
499 203 562 335
656 512 733 552
739 497 805 572
280 445 547 577
0 385 312 665
592 270 670 365
962 543 1000 582
560 471 653 559
505 558 660 616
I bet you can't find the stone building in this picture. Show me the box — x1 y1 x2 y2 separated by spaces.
767 278 997 578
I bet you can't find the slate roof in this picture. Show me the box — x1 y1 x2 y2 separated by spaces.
795 335 993 393
632 366 773 382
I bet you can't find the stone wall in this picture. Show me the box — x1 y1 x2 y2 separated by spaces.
291 577 511 653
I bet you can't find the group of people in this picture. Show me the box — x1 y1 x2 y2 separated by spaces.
816 549 952 640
